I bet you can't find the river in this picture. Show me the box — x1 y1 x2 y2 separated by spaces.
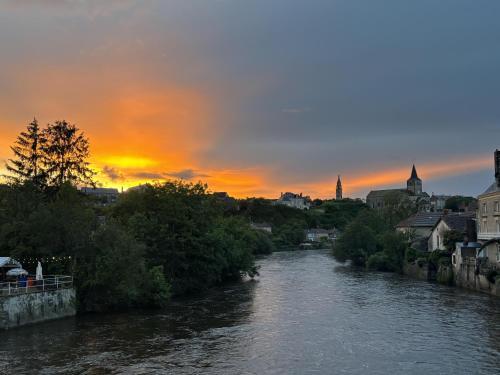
0 250 499 374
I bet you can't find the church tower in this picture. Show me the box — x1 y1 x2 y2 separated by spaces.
336 175 343 200
407 165 422 195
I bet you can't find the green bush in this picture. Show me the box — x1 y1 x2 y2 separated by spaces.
366 253 395 272
141 265 171 308
486 270 498 284
405 248 418 263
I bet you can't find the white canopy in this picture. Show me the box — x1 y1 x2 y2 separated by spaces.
0 257 22 268
6 268 28 276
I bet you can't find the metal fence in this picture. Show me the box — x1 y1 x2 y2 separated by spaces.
0 275 73 297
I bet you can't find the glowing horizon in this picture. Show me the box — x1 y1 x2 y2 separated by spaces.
1 1 499 199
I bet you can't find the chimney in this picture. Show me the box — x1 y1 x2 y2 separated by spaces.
495 149 500 187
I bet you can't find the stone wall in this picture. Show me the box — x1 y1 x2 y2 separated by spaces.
454 259 500 297
404 261 431 281
436 264 454 285
0 288 76 329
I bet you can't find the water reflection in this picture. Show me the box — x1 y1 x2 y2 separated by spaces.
0 250 499 375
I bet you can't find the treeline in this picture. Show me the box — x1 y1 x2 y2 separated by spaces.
331 191 466 273
0 120 265 312
332 191 416 272
233 198 367 250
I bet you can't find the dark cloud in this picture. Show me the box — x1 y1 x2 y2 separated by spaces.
131 172 165 180
101 166 124 182
165 169 210 180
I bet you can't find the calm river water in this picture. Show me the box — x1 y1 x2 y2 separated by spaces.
1 250 499 374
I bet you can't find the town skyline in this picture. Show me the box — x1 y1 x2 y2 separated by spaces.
1 1 499 198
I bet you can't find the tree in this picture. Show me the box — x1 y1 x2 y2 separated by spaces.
75 223 171 312
112 181 258 295
5 118 46 186
382 191 416 227
333 210 380 266
443 230 463 252
376 231 408 272
445 196 476 212
42 120 95 187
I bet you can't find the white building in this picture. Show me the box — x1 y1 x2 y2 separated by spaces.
305 229 336 242
428 213 476 251
275 192 311 210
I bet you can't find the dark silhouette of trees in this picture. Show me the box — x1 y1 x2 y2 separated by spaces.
5 118 46 186
42 120 95 187
5 119 95 188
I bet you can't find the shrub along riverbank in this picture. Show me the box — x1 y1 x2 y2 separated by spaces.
331 197 455 281
0 181 266 312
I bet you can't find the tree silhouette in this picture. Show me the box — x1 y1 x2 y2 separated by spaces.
5 118 46 186
42 120 95 187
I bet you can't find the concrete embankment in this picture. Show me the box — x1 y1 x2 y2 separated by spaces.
0 288 76 329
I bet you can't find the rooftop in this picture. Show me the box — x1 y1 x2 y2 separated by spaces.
479 182 500 197
366 189 407 198
396 212 443 228
441 213 475 232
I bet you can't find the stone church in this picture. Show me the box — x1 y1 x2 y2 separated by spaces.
366 165 430 211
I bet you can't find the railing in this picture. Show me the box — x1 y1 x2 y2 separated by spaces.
0 275 73 297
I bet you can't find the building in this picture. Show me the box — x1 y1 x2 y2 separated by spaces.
428 212 476 251
80 187 119 205
366 165 430 211
406 165 422 195
476 150 500 265
275 192 311 210
430 194 451 212
396 212 443 244
451 241 481 271
250 223 272 233
336 175 343 200
366 189 408 210
305 228 337 242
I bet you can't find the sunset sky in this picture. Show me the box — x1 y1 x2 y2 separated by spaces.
1 1 499 198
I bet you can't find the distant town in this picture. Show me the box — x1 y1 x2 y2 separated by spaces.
78 150 500 297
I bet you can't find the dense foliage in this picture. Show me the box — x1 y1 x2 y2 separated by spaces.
332 204 411 272
444 196 477 212
112 183 260 295
6 120 95 188
0 121 268 312
235 197 366 250
0 181 265 311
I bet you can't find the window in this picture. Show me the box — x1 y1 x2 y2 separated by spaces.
483 219 488 233
452 254 456 265
483 203 488 214
496 201 500 212
497 244 500 263
497 219 500 233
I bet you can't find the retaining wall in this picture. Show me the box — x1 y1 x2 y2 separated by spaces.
0 288 76 329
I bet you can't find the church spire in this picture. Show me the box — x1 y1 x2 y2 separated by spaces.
407 164 422 195
410 164 419 180
336 175 342 200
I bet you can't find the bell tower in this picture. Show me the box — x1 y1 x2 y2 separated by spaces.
407 165 422 195
336 175 343 200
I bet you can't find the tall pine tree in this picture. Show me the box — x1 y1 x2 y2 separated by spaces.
6 118 46 186
42 120 95 187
